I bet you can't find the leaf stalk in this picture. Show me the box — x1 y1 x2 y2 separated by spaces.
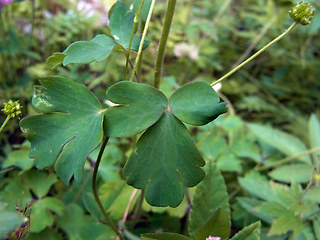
129 0 157 82
211 21 298 86
92 136 125 240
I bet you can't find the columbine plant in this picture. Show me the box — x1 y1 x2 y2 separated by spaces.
16 1 315 239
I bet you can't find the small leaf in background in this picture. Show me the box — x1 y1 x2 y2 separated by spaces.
169 81 227 126
110 1 149 50
198 135 228 161
104 81 167 137
0 178 32 209
46 52 66 70
217 149 242 172
230 221 261 240
268 212 303 238
83 181 136 220
0 202 26 239
20 76 104 184
124 112 205 207
237 197 274 223
57 203 115 240
194 207 231 240
248 123 311 163
309 114 320 165
190 162 230 233
63 35 116 65
23 170 58 199
238 177 274 202
313 216 320 240
268 164 313 183
141 233 191 240
30 197 64 233
2 144 34 172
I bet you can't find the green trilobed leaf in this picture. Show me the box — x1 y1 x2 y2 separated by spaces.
61 1 148 66
20 76 104 184
110 1 149 51
230 221 261 240
104 81 168 137
194 207 231 240
169 81 227 126
141 233 191 240
63 34 117 66
123 112 205 207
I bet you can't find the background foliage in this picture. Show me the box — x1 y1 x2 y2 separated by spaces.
0 0 319 239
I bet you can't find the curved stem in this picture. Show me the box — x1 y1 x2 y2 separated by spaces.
154 0 177 89
129 0 157 82
0 116 10 133
92 136 125 240
254 146 320 172
210 21 298 86
125 0 145 80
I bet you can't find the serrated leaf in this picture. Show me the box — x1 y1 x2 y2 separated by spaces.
30 197 64 233
0 202 26 239
169 81 227 126
104 81 167 137
23 170 58 198
110 1 149 50
20 76 104 184
237 197 274 224
268 164 313 183
238 177 274 202
230 221 261 240
141 233 191 240
63 35 117 66
268 212 303 238
190 162 230 233
123 112 205 207
194 207 231 240
248 123 311 163
309 114 320 165
46 52 66 70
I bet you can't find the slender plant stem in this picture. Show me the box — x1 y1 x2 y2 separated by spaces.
129 0 157 82
92 136 125 240
231 16 276 69
210 21 298 86
0 116 10 133
133 189 145 221
299 167 316 203
254 146 320 172
154 0 177 89
125 0 145 80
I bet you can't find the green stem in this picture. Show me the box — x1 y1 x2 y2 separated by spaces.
125 0 145 80
92 136 125 240
210 21 298 86
154 0 177 89
254 146 320 172
0 116 10 133
299 167 316 203
129 0 157 82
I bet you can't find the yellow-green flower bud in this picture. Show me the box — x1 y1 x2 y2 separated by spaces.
289 1 315 25
2 100 22 119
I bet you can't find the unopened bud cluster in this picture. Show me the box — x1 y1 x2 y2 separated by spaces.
2 100 22 119
289 1 315 25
